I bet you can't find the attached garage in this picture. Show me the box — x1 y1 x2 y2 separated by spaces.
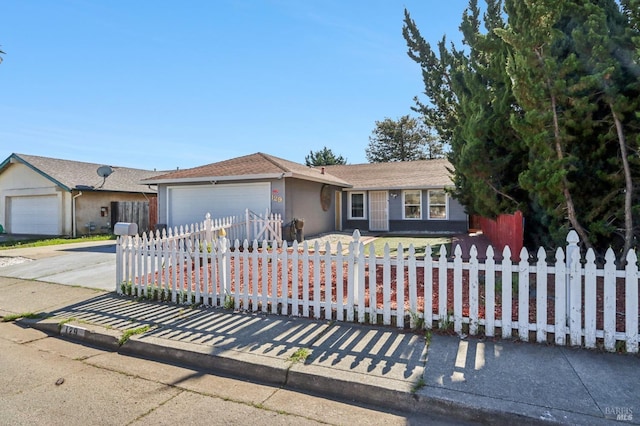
8 195 60 234
167 182 271 227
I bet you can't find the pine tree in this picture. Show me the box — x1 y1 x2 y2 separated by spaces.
304 147 346 166
365 115 442 162
404 1 527 218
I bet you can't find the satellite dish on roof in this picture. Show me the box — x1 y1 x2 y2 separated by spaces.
96 165 114 188
97 165 114 178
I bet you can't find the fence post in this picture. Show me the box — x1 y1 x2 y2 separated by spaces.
116 236 123 293
352 229 361 304
245 209 251 242
204 213 212 244
565 230 580 325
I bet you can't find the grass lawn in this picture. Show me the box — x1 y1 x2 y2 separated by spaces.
0 234 115 250
363 236 451 258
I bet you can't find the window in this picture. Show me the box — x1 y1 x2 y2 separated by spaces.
403 190 422 219
428 190 447 219
348 192 366 219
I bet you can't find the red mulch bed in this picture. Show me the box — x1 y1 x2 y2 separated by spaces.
136 251 630 333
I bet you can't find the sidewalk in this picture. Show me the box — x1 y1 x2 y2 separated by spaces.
1 277 638 425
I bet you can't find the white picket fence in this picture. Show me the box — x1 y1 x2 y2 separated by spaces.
161 210 282 247
116 229 639 353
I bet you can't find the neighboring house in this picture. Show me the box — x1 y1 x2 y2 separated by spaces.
325 159 467 234
145 152 467 238
144 152 351 239
0 153 159 236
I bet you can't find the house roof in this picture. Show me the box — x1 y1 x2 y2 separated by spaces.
144 152 352 187
324 159 453 190
0 153 160 193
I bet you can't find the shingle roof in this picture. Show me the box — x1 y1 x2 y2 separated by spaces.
144 152 351 187
324 159 453 190
1 153 160 193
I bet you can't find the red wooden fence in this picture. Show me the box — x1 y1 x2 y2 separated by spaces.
475 211 524 259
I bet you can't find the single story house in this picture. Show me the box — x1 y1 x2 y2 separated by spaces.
0 153 159 236
144 152 351 239
144 152 468 238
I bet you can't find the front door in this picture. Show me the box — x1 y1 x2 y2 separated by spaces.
369 191 389 231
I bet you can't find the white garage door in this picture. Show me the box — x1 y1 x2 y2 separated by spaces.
9 195 60 235
168 183 271 228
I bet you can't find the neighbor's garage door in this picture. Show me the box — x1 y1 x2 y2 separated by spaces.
9 195 60 235
168 183 270 227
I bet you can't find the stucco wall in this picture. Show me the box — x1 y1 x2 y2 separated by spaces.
284 179 336 240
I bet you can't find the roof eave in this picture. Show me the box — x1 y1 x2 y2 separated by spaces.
288 172 352 188
145 173 291 185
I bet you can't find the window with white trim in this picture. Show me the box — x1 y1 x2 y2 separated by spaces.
348 192 366 219
403 190 422 219
428 190 447 219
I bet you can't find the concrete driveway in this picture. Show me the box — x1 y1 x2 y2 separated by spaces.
0 240 117 291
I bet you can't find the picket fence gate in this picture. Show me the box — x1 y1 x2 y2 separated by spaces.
161 210 282 247
116 229 640 353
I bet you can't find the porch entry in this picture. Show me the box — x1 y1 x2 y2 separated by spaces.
368 191 389 231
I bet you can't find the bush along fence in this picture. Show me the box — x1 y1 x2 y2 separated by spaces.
116 229 639 353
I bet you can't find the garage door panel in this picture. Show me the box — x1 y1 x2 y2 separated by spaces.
168 183 270 228
9 195 60 235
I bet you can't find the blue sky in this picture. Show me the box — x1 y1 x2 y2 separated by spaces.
1 1 468 171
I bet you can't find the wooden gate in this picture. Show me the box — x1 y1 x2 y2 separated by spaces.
111 198 157 234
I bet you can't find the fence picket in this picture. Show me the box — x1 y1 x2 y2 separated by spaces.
281 241 289 316
261 240 269 313
501 246 513 339
469 245 479 335
424 246 433 330
313 242 321 319
396 244 405 329
518 247 529 342
453 245 463 333
584 250 597 348
569 249 582 346
291 242 299 316
625 250 639 353
438 245 447 326
367 243 376 325
357 243 366 324
485 246 495 337
536 247 547 343
603 249 616 351
383 244 391 326
324 242 332 320
554 248 566 345
408 245 417 330
271 242 278 314
251 240 259 311
303 242 310 318
336 243 344 321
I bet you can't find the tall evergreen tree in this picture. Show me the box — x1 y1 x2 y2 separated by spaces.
365 115 442 162
404 1 527 219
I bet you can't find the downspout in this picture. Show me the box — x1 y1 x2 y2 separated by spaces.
72 191 83 238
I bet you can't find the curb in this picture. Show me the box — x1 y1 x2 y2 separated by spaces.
22 318 614 426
